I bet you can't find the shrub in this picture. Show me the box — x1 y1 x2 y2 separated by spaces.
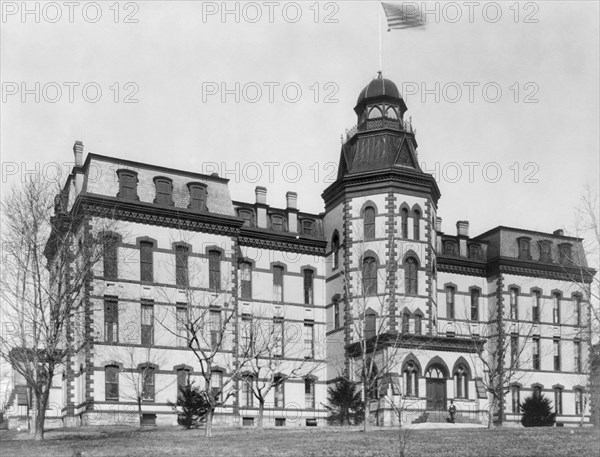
325 378 364 425
169 382 210 429
520 393 556 427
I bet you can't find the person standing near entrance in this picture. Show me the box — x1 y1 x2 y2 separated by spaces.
448 400 457 423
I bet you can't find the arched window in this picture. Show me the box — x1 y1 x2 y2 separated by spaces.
425 366 444 379
509 287 519 320
385 106 398 120
401 311 410 333
331 231 340 270
403 361 419 397
400 208 409 238
188 182 207 210
404 257 418 296
470 289 480 321
454 366 468 399
364 206 375 240
271 214 286 232
412 209 420 240
364 310 376 339
368 106 382 119
446 286 456 319
531 290 541 323
153 176 173 206
363 256 378 296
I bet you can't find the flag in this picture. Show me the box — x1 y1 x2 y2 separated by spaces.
381 2 426 31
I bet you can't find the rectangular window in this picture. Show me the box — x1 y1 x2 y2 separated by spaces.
518 238 530 260
511 334 519 368
414 315 422 335
575 390 583 415
305 379 315 409
532 291 540 323
176 305 187 347
554 388 563 415
240 315 253 355
140 241 153 282
273 266 284 303
303 269 314 306
558 244 572 265
533 337 541 370
188 183 206 210
104 296 118 343
211 371 222 402
242 417 254 426
446 286 455 319
274 377 284 408
141 301 154 346
401 313 410 333
539 241 552 263
273 319 284 357
154 178 173 205
103 235 118 280
470 289 479 321
334 299 340 329
554 339 561 371
177 369 189 400
575 295 582 326
117 170 138 200
209 309 221 351
240 262 252 299
175 245 189 287
574 341 582 373
209 250 221 291
511 386 520 413
510 288 518 320
275 418 286 427
304 322 314 359
105 366 119 401
271 215 285 232
553 293 561 324
142 367 155 401
242 376 253 407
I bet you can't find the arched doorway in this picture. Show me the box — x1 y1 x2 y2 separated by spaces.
425 365 447 410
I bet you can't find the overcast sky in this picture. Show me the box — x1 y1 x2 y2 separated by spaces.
1 1 598 237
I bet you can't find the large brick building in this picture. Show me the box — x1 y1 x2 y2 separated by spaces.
5 74 596 428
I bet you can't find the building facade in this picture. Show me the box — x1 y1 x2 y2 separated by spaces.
5 74 595 428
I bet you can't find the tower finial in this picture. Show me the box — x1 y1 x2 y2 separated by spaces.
377 70 383 79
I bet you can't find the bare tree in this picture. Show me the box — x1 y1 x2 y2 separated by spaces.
0 179 113 439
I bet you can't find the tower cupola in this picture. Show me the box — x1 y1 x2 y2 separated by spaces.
354 72 408 132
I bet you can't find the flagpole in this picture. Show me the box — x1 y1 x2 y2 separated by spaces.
378 2 382 74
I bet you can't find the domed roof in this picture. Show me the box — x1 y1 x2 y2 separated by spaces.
356 74 401 105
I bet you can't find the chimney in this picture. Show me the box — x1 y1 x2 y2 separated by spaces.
456 220 469 237
73 140 83 167
286 191 297 210
436 217 443 232
255 186 267 205
553 229 564 237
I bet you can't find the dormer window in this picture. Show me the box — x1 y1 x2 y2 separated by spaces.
367 106 382 119
538 240 552 263
517 237 531 260
187 182 207 211
116 169 139 200
469 244 481 260
443 240 458 257
270 214 286 232
302 219 315 236
558 243 572 265
153 176 173 206
238 209 255 227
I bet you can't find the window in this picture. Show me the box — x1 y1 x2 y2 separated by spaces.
412 209 421 240
211 370 223 403
558 243 572 265
574 341 582 373
304 322 314 359
553 339 561 371
364 311 376 339
241 375 253 407
116 169 138 200
240 315 253 355
103 234 119 280
403 362 419 397
446 286 455 319
302 220 315 236
141 301 154 346
331 232 340 270
188 182 207 210
153 176 173 206
242 417 254 426
401 312 410 333
142 367 155 401
368 106 382 119
443 240 457 257
509 288 519 320
532 385 542 399
363 256 378 296
273 266 284 303
511 385 521 413
575 389 584 415
175 245 189 287
275 418 286 427
209 309 221 351
469 244 481 260
304 269 314 305
105 365 119 401
404 257 418 296
414 314 422 335
533 337 541 370
532 290 540 323
400 208 409 238
140 241 153 283
511 334 520 368
304 378 315 409
364 206 375 240
333 297 340 329
237 209 254 226
176 368 189 400
176 306 187 347
554 387 563 415
271 215 286 232
470 289 480 321
274 376 284 408
553 292 561 324
104 296 118 343
208 250 221 291
273 319 284 357
385 106 398 119
454 366 468 399
538 240 552 263
574 294 582 326
517 237 531 260
240 262 252 299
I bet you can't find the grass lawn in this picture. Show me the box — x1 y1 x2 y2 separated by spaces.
1 425 599 457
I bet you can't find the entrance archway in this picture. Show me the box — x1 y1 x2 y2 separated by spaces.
425 365 447 410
